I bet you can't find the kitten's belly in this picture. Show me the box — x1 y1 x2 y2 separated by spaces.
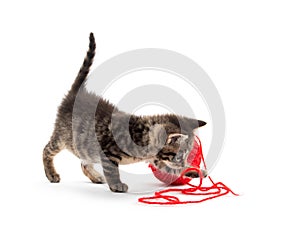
119 156 141 165
119 156 155 165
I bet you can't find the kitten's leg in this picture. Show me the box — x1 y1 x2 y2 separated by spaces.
81 163 106 184
43 137 64 183
101 157 128 193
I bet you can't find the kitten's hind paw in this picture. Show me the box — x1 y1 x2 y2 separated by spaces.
91 176 106 184
109 183 128 193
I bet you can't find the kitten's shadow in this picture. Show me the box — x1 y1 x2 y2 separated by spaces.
45 175 166 201
60 181 133 201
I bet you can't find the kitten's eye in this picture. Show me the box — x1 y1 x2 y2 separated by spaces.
167 136 180 144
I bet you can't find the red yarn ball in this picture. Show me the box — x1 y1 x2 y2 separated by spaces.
149 138 201 185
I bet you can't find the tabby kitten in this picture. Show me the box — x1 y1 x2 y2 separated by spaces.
43 33 207 192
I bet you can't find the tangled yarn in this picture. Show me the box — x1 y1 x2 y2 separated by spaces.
139 136 238 205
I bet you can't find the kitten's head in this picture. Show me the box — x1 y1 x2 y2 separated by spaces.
151 115 206 177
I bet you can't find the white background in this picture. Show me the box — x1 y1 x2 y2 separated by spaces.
1 0 299 238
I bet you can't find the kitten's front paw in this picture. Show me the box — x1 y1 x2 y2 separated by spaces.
47 173 61 183
109 183 128 193
185 169 207 178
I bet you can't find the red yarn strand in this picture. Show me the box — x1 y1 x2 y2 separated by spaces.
138 136 238 205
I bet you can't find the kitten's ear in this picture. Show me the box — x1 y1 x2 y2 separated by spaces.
197 120 207 128
182 118 207 132
167 133 188 144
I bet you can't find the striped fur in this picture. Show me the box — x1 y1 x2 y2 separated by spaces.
43 33 207 192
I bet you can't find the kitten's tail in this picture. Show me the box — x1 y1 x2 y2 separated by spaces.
70 32 96 94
